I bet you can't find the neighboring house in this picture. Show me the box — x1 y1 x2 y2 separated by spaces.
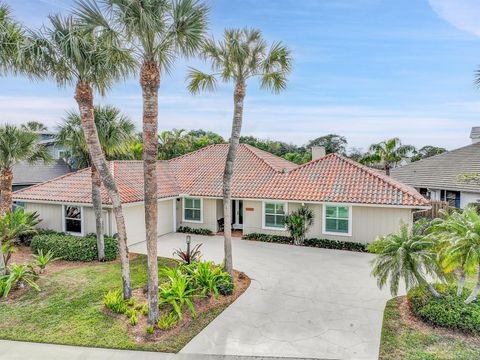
13 144 428 246
391 127 480 209
12 131 70 192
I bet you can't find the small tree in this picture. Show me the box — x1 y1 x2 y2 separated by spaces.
284 206 313 245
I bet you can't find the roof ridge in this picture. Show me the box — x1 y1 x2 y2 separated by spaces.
286 152 337 173
242 144 297 172
167 143 223 163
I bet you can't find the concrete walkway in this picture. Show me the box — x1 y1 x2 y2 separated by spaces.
130 234 393 360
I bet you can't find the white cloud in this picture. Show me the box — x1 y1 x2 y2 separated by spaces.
428 0 480 36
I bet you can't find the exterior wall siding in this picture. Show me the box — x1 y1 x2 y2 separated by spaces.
176 197 218 233
242 200 412 244
24 202 63 232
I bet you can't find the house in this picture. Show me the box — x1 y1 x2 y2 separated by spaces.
13 144 429 246
391 127 480 209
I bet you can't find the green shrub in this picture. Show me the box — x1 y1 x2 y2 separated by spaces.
104 290 127 314
184 261 233 298
145 325 154 334
141 304 148 316
157 311 179 330
408 285 480 334
1 264 40 298
159 267 197 320
177 226 213 236
243 233 368 252
31 232 117 262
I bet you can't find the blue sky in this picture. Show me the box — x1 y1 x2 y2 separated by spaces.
3 0 480 151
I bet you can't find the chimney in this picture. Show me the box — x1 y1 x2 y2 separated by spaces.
311 146 326 160
470 127 480 144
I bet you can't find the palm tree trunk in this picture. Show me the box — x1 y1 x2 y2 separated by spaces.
414 267 442 298
74 81 132 300
223 80 246 278
141 59 160 324
0 167 13 216
465 264 480 304
0 239 6 276
457 268 466 297
91 163 105 261
385 163 391 176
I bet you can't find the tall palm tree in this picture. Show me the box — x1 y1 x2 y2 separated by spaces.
368 221 443 298
433 207 480 304
0 2 23 74
187 28 292 277
361 138 415 175
57 106 135 261
76 0 208 323
0 125 52 215
28 13 135 299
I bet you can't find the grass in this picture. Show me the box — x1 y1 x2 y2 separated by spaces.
379 296 480 360
0 255 230 352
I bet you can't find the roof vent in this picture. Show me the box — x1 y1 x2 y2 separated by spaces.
282 168 289 174
470 127 480 143
311 146 326 160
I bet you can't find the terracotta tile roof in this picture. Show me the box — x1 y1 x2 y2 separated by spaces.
14 144 428 207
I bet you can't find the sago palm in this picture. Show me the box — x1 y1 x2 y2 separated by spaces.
28 13 135 299
0 124 52 214
57 106 135 261
361 138 415 175
369 221 443 298
76 0 208 323
434 207 480 304
187 28 292 276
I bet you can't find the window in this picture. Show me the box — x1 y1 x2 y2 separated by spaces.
12 201 25 211
183 198 202 222
263 202 286 229
323 205 351 235
64 205 82 234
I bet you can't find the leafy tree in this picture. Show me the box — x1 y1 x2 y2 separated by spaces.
361 138 415 175
77 0 209 323
21 121 47 132
187 28 292 277
57 106 135 260
0 125 52 214
0 209 40 275
368 221 443 298
0 2 24 75
346 147 364 162
158 129 189 160
411 145 446 162
285 206 314 245
32 12 135 299
283 152 311 165
306 134 347 155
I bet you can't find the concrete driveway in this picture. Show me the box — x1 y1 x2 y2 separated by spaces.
130 234 392 360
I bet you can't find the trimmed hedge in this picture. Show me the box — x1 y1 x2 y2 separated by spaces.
408 284 480 334
31 232 117 262
243 233 368 252
177 226 213 236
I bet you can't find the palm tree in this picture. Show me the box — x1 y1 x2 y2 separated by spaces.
21 121 47 132
368 221 443 298
158 129 189 160
361 138 415 175
187 28 292 277
28 13 135 299
57 106 135 261
76 0 208 323
0 125 52 215
0 2 23 74
0 208 40 275
433 207 480 304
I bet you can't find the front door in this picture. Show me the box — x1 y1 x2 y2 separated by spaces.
232 200 243 230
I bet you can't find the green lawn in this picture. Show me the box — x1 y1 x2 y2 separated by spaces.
0 255 230 352
379 296 480 360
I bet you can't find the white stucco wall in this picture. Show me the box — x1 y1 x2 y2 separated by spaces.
461 191 480 208
176 197 218 232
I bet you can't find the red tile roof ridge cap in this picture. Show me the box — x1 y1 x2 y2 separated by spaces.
285 152 338 173
13 167 90 195
167 143 223 163
242 144 297 172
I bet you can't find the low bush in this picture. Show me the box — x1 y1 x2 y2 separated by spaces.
104 290 127 314
243 233 368 252
177 226 213 236
1 263 40 298
145 325 154 334
157 311 179 330
31 232 117 262
184 261 233 298
408 285 480 334
159 268 197 320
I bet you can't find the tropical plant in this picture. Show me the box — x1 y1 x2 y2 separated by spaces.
157 310 180 330
76 0 208 324
1 263 39 298
159 267 196 320
0 2 28 75
284 206 314 245
31 12 135 299
0 124 52 214
431 206 480 304
32 249 60 273
410 145 446 162
0 209 40 275
184 261 228 298
104 289 127 314
158 129 189 160
145 325 154 334
187 28 292 277
368 221 444 298
360 138 415 175
173 243 202 265
2 240 17 269
57 106 135 261
21 121 47 132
